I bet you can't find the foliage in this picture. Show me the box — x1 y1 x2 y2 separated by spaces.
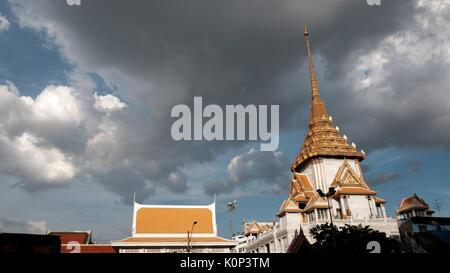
310 223 402 254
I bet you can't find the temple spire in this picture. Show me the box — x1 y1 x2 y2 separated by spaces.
304 25 320 99
291 25 365 172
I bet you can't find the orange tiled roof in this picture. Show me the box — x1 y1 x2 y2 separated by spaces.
293 172 314 191
335 187 376 195
135 206 214 234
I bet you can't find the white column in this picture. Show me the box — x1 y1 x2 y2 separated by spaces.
331 200 337 218
273 229 278 253
369 198 375 218
381 204 387 219
339 197 346 218
319 159 326 190
314 209 318 222
313 160 321 190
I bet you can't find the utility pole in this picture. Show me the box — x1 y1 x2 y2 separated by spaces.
317 187 338 254
434 199 442 216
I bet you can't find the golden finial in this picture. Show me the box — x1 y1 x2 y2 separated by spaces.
304 25 320 99
304 25 309 36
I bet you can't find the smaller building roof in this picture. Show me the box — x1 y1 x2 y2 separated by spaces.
47 231 92 245
113 201 235 248
60 244 116 253
398 193 432 214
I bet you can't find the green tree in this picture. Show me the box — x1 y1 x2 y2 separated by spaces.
310 223 401 254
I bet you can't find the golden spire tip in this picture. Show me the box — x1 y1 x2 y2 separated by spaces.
304 25 309 36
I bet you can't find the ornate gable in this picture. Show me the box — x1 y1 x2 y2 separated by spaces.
303 195 329 213
247 220 262 235
277 196 302 217
331 159 377 196
331 159 368 188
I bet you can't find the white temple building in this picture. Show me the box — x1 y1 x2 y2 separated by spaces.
241 26 399 253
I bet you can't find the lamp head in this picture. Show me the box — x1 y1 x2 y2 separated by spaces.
328 187 336 195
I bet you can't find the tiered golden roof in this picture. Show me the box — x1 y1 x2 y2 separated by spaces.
291 26 364 171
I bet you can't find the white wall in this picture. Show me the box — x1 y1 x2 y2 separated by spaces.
346 195 372 219
300 158 364 191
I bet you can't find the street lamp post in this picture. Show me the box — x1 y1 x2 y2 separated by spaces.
226 200 237 237
187 221 198 253
317 187 338 254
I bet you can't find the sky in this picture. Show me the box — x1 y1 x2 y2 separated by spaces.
0 0 449 242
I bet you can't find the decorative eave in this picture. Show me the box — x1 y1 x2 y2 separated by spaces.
302 195 329 213
112 236 236 247
334 186 377 196
277 197 302 217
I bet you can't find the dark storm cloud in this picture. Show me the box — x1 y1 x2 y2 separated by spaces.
9 0 413 117
6 0 449 199
406 159 422 175
360 163 371 174
203 149 290 196
204 179 232 196
368 171 401 186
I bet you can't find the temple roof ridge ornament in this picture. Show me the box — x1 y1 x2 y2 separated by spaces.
291 26 365 171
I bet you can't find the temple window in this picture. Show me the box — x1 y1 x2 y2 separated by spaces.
376 204 382 218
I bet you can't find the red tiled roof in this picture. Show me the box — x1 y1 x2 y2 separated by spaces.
398 193 430 214
48 232 91 245
61 244 116 253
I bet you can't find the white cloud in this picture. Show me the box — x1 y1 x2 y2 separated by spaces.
32 85 83 124
14 133 75 183
0 84 79 187
0 14 10 32
0 131 76 186
94 93 127 113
